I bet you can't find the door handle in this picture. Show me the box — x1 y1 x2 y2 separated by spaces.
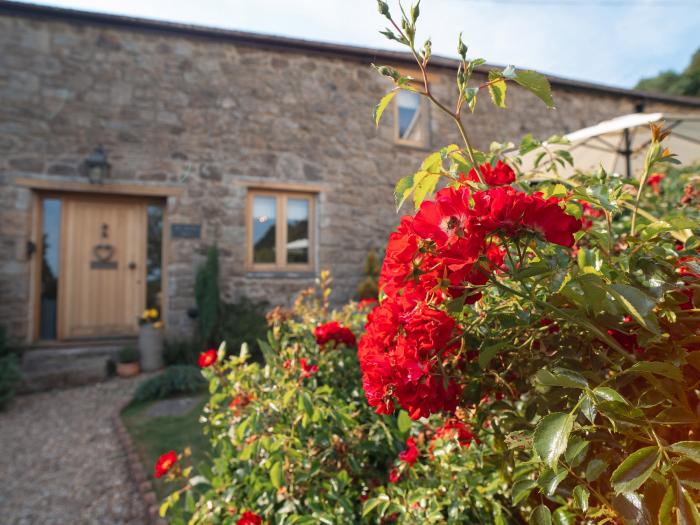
128 261 137 270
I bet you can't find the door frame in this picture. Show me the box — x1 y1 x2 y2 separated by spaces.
30 190 170 342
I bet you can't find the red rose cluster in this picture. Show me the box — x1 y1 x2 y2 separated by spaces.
390 437 420 483
359 162 581 419
237 510 262 525
314 321 357 349
431 418 474 448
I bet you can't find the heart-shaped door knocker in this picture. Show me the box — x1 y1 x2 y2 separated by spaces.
93 243 114 263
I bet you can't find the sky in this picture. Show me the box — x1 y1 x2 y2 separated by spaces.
16 0 700 89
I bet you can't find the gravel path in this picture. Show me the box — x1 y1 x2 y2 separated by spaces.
0 377 149 525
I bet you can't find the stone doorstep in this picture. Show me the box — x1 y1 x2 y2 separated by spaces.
19 340 136 393
113 399 167 525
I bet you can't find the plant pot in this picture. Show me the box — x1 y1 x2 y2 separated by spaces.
139 323 164 372
116 361 140 377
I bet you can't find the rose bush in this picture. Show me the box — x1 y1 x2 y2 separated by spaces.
158 272 512 523
360 2 700 523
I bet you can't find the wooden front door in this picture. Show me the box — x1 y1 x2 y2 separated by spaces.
58 196 147 339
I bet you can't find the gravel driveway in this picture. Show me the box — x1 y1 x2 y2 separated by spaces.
0 377 149 525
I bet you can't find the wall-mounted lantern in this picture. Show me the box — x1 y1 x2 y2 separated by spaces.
82 146 111 184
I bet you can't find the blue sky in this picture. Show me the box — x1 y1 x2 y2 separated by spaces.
17 0 700 88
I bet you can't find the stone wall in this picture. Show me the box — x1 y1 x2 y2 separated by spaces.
1 8 698 343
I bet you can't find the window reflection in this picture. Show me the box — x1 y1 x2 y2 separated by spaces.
40 199 61 339
146 205 163 311
287 198 309 264
253 196 276 264
397 91 421 139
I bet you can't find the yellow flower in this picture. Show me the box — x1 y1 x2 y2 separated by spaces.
153 321 163 329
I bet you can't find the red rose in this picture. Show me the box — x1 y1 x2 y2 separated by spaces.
154 450 177 478
358 298 378 310
647 172 665 194
237 510 262 525
299 358 318 379
463 160 516 187
314 321 357 349
431 418 474 448
398 437 419 466
389 467 400 483
198 349 217 368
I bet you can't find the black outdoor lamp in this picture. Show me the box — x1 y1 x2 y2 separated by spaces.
83 146 111 184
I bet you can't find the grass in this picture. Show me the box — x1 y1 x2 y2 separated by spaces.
121 396 211 499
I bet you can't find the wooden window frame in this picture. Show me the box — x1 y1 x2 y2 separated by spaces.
246 189 316 272
393 89 430 148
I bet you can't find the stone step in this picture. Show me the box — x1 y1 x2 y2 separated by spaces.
19 355 113 393
18 340 137 393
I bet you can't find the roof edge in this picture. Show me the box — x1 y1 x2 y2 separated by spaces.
2 0 700 108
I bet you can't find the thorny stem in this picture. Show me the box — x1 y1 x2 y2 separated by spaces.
388 17 482 180
489 277 636 364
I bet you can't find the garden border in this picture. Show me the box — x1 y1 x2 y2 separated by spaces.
113 399 167 525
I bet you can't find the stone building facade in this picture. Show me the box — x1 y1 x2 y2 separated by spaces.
1 1 699 344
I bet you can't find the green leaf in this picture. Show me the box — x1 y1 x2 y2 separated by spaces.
564 437 589 466
529 504 553 525
539 467 568 496
514 70 555 109
488 70 507 108
653 407 698 425
362 495 389 517
464 86 479 112
394 174 414 211
658 484 674 525
535 368 588 389
373 90 397 127
512 478 537 505
610 446 660 494
552 508 576 525
677 481 700 525
669 441 700 464
413 171 440 210
608 284 660 334
573 484 590 512
626 361 682 382
592 386 628 404
585 459 608 482
397 410 412 434
270 460 284 489
534 412 574 468
479 341 509 369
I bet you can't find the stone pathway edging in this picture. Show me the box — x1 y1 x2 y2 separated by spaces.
113 400 167 525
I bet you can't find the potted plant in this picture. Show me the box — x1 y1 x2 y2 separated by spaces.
116 346 140 377
138 308 164 372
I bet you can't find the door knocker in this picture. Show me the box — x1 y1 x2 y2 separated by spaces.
90 222 118 269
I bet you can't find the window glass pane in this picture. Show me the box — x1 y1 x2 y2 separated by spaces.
40 199 61 339
397 91 421 138
253 195 276 264
146 205 163 312
287 198 309 264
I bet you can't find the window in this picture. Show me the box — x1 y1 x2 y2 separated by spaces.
247 190 315 271
40 198 61 339
395 90 429 147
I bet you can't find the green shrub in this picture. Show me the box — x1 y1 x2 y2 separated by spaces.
0 327 21 410
163 338 199 366
217 296 268 362
132 365 206 404
159 273 507 524
118 345 139 363
194 245 220 346
357 249 380 299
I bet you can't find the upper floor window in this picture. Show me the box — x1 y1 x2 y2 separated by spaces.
395 90 429 147
247 189 315 271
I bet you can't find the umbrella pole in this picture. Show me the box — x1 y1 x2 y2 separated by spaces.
623 128 632 178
